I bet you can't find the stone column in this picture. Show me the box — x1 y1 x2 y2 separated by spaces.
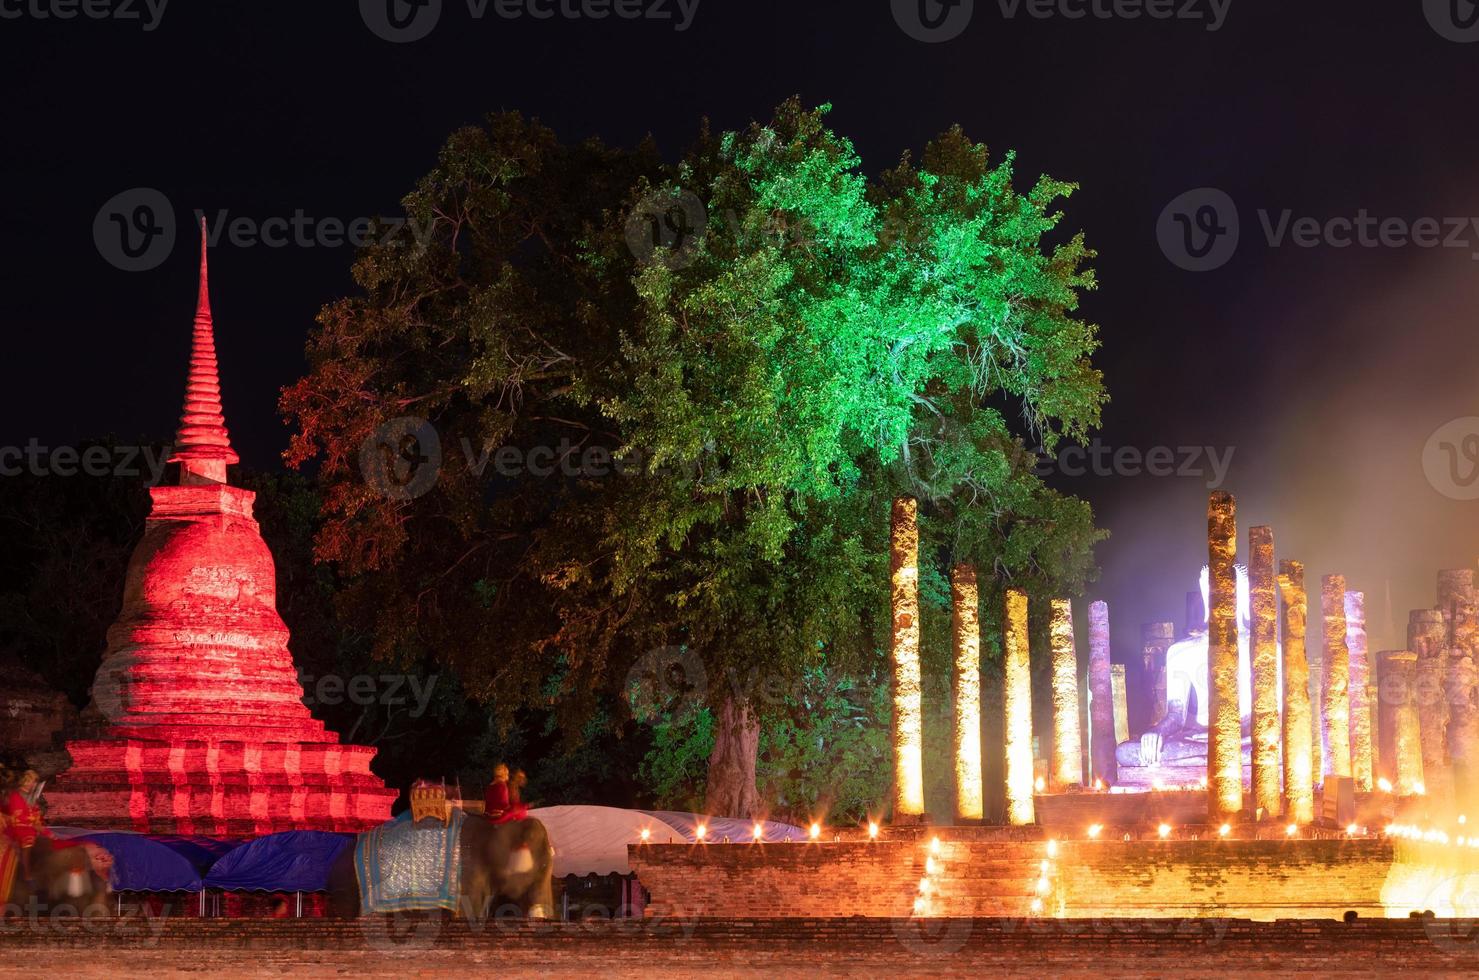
1278 560 1315 824
1003 587 1035 825
1387 651 1426 796
1345 591 1373 792
951 564 983 823
1207 491 1242 819
1308 627 1324 788
1049 598 1083 790
1142 622 1174 726
1438 569 1475 633
889 497 925 818
1447 602 1479 811
1321 575 1351 778
1111 665 1130 744
1248 526 1281 817
1088 601 1116 787
1412 608 1449 800
1374 650 1398 787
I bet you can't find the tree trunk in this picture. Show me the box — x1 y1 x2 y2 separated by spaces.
704 696 762 819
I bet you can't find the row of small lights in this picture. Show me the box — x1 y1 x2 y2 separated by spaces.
1385 814 1475 847
638 820 886 844
912 836 946 916
639 819 1376 844
1030 839 1059 915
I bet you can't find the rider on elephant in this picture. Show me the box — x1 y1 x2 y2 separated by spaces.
484 764 529 824
3 771 48 885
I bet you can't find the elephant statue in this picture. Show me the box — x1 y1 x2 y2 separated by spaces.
328 813 553 919
3 838 112 917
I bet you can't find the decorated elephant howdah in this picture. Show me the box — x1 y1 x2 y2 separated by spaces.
328 810 553 919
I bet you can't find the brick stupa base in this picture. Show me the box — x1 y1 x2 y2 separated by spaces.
46 223 395 835
51 739 392 835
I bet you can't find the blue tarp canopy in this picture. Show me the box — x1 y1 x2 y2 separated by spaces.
203 831 354 893
51 829 235 892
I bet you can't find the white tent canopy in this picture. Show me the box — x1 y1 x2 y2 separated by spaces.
529 806 804 878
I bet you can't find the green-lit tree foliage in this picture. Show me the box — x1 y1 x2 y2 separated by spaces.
283 100 1106 817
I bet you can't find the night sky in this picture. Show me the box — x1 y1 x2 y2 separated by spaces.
3 1 1477 704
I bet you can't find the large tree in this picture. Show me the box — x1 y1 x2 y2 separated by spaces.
283 101 1105 817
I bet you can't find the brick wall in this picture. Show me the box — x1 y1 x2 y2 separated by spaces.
630 833 1478 921
2 917 1478 975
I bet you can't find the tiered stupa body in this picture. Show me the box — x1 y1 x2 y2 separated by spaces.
47 224 397 834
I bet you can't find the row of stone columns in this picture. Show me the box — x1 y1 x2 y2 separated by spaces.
1203 493 1390 821
890 496 1108 825
1380 570 1479 811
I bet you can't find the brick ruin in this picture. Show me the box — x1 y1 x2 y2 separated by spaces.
43 222 395 835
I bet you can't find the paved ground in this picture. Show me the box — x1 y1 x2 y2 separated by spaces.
2 916 1479 976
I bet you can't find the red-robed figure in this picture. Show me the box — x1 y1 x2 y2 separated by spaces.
483 764 529 824
3 770 48 886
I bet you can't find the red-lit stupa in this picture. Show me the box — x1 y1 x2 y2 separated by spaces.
46 222 397 835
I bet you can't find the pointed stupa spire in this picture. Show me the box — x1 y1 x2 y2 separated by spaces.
169 216 239 484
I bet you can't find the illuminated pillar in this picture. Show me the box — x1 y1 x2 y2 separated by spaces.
1412 608 1449 801
951 563 983 823
1388 651 1426 796
1321 575 1351 778
1111 665 1129 744
1048 598 1083 790
1373 650 1397 787
1308 627 1324 789
890 497 924 819
1003 587 1035 826
1345 591 1373 792
1207 491 1242 819
1088 601 1116 787
1448 602 1479 810
1278 560 1315 824
1438 569 1475 633
1248 526 1280 817
1142 622 1174 726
